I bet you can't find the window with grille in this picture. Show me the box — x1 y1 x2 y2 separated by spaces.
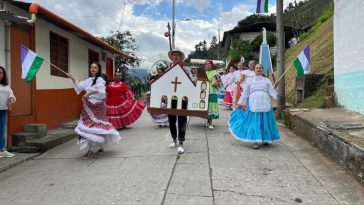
50 32 69 78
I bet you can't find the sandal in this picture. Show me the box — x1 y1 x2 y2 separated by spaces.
82 151 95 159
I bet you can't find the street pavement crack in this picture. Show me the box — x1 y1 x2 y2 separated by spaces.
167 192 213 198
183 151 204 154
161 154 179 205
205 127 215 205
214 189 288 203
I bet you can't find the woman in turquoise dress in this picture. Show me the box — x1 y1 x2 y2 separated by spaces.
205 60 220 129
228 64 280 149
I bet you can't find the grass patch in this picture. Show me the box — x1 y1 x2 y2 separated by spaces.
296 81 327 109
283 16 333 107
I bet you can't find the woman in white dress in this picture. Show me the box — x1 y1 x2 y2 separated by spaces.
222 66 235 109
232 60 256 108
67 62 121 159
229 64 280 149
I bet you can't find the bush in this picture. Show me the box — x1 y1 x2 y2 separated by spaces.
299 2 333 41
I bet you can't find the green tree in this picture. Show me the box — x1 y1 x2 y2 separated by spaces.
228 39 252 62
250 31 276 52
101 30 141 78
236 14 275 28
210 36 217 48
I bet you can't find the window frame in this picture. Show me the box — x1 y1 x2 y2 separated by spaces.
49 31 69 78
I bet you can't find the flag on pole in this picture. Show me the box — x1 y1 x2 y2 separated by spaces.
20 45 44 82
293 44 310 79
256 0 269 13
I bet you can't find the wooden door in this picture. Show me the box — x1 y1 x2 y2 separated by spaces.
10 26 34 116
8 25 36 144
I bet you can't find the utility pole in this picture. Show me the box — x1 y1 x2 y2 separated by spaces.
171 0 176 49
167 23 172 51
276 0 285 118
217 28 220 59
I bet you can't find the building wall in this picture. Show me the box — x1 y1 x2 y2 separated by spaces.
334 0 364 115
4 3 115 131
33 17 114 128
0 20 5 67
34 18 113 90
239 32 260 42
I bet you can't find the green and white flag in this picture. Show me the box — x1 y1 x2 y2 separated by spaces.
21 45 44 82
293 44 310 79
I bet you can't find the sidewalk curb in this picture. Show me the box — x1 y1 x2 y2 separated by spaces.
0 153 41 173
286 109 364 184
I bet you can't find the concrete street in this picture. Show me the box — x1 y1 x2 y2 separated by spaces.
0 108 363 205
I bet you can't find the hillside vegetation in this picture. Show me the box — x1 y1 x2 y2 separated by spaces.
284 0 332 29
283 16 333 107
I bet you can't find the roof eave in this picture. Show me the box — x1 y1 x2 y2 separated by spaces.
27 3 130 58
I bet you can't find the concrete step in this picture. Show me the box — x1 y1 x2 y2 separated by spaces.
62 120 78 129
12 132 43 146
7 145 41 153
23 124 47 136
25 129 76 152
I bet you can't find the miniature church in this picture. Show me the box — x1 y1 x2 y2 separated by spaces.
148 64 210 117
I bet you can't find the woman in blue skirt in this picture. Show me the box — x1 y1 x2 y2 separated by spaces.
228 64 280 149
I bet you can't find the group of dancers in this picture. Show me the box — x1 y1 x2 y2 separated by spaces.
214 58 280 149
65 48 280 158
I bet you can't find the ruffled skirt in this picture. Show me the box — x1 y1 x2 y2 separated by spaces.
207 93 219 120
106 95 145 129
228 107 280 143
232 84 242 107
145 92 169 125
223 90 233 108
218 88 225 105
75 100 121 151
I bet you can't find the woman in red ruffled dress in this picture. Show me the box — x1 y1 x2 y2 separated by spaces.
106 72 145 129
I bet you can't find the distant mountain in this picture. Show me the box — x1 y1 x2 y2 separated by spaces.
128 68 148 80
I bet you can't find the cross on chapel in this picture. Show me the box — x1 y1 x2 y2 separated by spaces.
171 76 181 92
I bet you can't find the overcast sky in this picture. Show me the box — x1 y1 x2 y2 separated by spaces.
24 0 295 69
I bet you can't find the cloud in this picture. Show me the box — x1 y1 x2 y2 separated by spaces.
183 0 210 12
22 0 293 70
214 3 254 31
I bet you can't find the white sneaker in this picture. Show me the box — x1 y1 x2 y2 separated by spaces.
168 142 176 148
208 125 214 130
0 151 15 158
177 146 184 154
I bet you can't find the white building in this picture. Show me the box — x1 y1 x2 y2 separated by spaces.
334 0 364 115
0 0 129 143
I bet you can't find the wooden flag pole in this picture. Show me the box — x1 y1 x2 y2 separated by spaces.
273 62 294 87
43 59 68 75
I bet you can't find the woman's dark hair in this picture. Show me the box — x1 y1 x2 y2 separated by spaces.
205 60 214 68
0 66 9 86
101 73 109 86
89 62 102 86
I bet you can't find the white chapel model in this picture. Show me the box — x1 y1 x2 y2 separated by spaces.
148 64 210 117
